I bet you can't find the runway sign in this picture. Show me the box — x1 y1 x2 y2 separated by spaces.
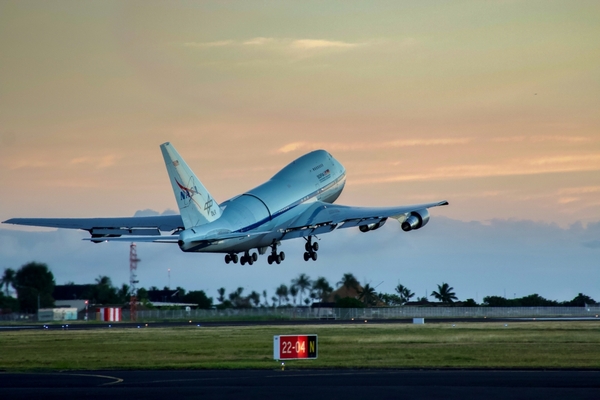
273 335 318 360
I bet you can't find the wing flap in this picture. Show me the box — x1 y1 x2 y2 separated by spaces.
3 215 184 235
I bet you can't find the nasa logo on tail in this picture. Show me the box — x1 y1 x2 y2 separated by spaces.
175 178 216 217
176 179 198 201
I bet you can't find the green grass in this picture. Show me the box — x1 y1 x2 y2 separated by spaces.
1 321 599 371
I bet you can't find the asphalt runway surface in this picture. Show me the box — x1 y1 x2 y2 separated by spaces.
1 369 599 399
3 316 598 332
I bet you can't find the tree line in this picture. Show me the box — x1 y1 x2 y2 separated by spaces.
1 262 597 313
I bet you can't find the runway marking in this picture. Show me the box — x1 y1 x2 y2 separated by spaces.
0 326 38 329
0 372 124 386
125 370 402 385
65 373 124 386
116 375 254 386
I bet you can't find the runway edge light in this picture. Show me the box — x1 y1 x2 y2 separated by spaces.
274 335 318 360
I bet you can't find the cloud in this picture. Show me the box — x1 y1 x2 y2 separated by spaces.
242 37 275 46
559 186 600 195
133 209 178 217
276 138 470 154
183 40 234 48
290 39 359 50
351 153 600 184
182 37 364 54
492 135 594 143
68 155 118 169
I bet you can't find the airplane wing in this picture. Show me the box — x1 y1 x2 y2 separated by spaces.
281 200 448 239
2 215 184 239
82 229 271 245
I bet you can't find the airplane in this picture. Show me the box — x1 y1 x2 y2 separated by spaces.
3 142 448 265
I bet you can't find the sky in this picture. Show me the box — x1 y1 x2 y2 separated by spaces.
1 1 599 302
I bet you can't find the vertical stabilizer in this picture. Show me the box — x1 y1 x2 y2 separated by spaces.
160 142 221 229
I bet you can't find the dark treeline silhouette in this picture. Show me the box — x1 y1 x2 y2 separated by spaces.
1 263 598 313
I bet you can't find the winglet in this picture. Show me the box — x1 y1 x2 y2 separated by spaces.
160 142 221 229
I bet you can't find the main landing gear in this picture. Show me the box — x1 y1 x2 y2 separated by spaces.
224 253 239 264
224 251 258 265
303 236 319 261
267 242 285 265
240 251 258 266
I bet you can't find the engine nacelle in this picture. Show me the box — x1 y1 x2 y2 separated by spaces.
359 219 386 233
401 209 430 232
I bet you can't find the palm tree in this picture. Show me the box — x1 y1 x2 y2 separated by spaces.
228 287 244 307
358 283 379 306
289 286 298 306
313 277 333 302
217 287 226 304
248 291 261 307
337 273 359 291
395 284 415 305
275 284 289 307
262 290 269 307
95 275 112 287
292 273 312 305
118 284 130 302
1 268 16 297
431 283 458 304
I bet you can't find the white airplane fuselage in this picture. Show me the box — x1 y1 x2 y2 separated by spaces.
178 150 346 253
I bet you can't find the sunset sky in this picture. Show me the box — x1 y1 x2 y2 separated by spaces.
1 1 599 302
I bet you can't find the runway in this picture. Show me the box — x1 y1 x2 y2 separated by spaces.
3 316 597 332
1 369 599 399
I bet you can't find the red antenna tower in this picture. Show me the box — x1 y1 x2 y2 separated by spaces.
129 243 140 321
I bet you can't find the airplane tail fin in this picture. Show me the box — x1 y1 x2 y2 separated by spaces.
160 142 221 229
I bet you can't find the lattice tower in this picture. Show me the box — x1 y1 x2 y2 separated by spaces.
129 243 140 321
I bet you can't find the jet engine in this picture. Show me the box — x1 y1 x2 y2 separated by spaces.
400 209 430 232
359 219 387 232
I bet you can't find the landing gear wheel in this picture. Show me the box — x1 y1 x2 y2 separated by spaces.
240 257 246 266
232 254 238 263
248 258 254 266
305 242 311 252
312 242 319 252
267 255 273 265
304 252 310 261
225 254 231 264
311 252 318 261
279 251 285 261
252 252 258 262
276 254 281 264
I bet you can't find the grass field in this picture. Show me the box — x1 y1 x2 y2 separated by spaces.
1 321 599 371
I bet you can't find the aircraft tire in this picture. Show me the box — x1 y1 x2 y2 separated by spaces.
280 251 285 261
312 242 319 252
305 242 311 252
225 254 231 264
311 252 318 261
267 255 273 264
276 255 281 264
303 252 310 261
232 254 238 263
248 258 254 266
252 252 258 262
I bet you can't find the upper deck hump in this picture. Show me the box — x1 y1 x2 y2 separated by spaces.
271 149 331 181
